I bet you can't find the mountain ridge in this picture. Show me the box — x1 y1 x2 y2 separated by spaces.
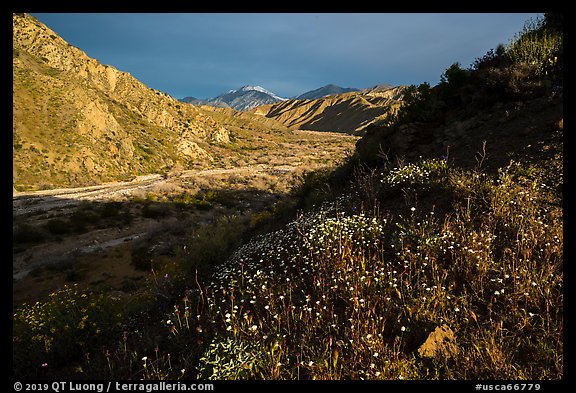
295 84 359 100
181 85 286 111
252 85 405 134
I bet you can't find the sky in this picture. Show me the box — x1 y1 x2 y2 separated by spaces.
31 13 542 100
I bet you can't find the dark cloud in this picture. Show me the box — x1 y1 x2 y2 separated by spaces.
31 13 541 99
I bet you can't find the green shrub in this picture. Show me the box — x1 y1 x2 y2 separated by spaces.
99 202 122 218
69 209 99 233
383 82 437 125
65 269 83 282
470 14 562 101
292 168 333 210
440 62 470 88
198 338 267 379
180 215 245 279
13 285 123 378
173 191 217 211
506 16 563 78
384 158 448 191
250 209 274 228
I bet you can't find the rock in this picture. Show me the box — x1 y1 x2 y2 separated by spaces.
417 324 458 360
209 126 230 144
177 140 212 161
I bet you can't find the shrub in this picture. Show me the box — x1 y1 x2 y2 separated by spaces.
383 82 438 125
13 285 123 378
173 191 217 211
292 168 333 210
130 245 156 271
438 62 471 103
506 16 563 78
440 62 470 88
65 269 83 282
384 158 448 191
180 215 245 280
14 224 45 244
99 202 122 218
472 44 508 72
142 203 171 219
470 14 562 101
198 338 267 379
45 218 70 235
69 209 99 233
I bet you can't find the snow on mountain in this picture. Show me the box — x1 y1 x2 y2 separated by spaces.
181 85 286 112
239 85 287 101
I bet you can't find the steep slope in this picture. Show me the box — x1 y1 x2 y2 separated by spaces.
13 13 230 191
204 85 285 111
180 96 230 108
295 84 359 100
253 85 405 134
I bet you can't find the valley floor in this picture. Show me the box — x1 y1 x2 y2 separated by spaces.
13 130 358 306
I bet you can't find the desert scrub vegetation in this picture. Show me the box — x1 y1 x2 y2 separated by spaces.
469 13 562 102
11 156 562 379
153 155 560 380
171 190 218 211
11 153 562 379
13 284 124 378
506 15 563 78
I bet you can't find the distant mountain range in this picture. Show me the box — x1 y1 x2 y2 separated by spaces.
294 84 359 100
251 85 405 134
180 84 364 112
180 96 229 108
181 85 286 112
180 83 403 134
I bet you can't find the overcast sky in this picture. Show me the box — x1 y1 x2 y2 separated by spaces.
31 13 541 100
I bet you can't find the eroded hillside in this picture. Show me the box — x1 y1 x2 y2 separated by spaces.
253 85 404 134
13 13 230 190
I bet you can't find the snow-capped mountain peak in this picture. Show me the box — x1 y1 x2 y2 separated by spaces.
180 85 286 111
239 85 286 101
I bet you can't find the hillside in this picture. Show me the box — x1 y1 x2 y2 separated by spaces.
13 13 233 191
180 96 229 108
252 85 405 134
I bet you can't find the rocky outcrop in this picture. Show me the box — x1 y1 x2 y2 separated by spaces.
418 325 458 360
